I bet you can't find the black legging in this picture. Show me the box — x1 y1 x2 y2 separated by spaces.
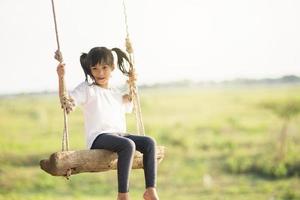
91 133 157 193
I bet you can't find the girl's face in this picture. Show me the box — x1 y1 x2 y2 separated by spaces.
90 63 113 88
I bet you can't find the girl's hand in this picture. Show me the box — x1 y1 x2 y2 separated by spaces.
56 63 65 78
122 94 132 103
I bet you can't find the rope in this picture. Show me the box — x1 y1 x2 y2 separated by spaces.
51 0 145 155
122 0 130 42
51 0 64 64
122 0 145 136
51 0 70 152
49 0 144 178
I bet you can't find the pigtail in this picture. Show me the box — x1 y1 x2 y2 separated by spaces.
80 53 90 82
111 48 132 76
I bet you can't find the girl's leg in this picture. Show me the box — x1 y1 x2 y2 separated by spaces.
91 133 136 195
117 193 129 200
125 135 159 200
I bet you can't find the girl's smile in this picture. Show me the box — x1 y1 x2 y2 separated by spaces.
91 63 113 88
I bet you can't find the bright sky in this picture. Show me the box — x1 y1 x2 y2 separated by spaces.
1 0 300 94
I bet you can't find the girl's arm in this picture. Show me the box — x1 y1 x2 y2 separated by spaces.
56 63 65 100
56 63 75 114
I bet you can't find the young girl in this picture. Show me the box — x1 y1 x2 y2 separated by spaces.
56 47 159 200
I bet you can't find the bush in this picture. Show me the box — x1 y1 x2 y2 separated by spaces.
225 149 300 178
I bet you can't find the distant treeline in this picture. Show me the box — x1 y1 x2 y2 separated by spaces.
1 75 300 97
221 75 300 85
141 75 300 89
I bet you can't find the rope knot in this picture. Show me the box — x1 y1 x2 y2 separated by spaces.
125 37 133 54
60 94 75 114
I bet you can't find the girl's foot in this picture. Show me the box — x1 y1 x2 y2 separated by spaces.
143 187 159 200
117 192 129 200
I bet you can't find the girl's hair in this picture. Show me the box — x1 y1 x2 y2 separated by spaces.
80 47 132 83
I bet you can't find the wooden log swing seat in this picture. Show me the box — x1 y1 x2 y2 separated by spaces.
40 146 165 177
40 0 165 179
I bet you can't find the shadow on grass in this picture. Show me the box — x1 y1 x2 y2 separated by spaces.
0 153 49 167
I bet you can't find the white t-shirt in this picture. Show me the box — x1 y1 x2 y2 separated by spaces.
69 81 133 149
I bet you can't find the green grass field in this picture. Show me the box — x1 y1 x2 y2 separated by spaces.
0 85 299 200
